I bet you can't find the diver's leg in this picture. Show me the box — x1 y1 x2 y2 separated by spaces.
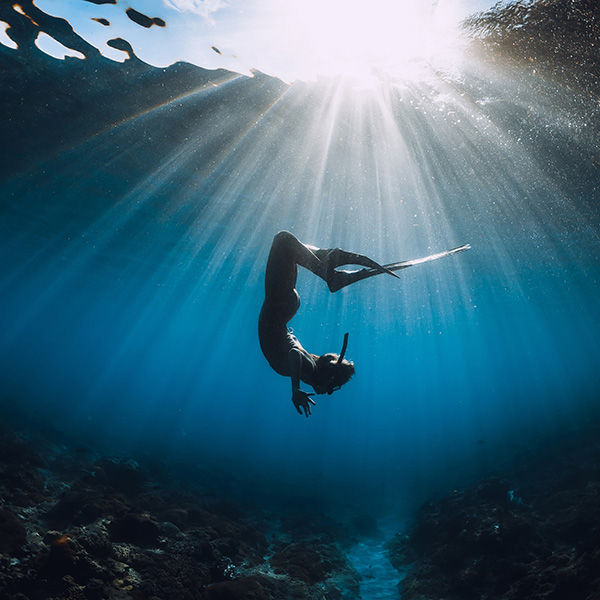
267 231 398 294
263 231 329 306
265 232 324 285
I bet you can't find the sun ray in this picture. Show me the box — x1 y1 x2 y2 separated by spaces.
2 0 600 519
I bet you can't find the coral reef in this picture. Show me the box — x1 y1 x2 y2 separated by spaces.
464 0 600 97
388 427 600 600
0 420 360 600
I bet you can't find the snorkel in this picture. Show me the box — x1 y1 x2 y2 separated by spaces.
313 332 353 395
326 332 352 394
337 332 349 363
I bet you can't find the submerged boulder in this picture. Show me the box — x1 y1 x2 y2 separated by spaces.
201 575 278 600
0 508 27 555
108 512 162 545
389 436 600 600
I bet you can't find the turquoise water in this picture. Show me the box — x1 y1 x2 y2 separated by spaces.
1 0 600 571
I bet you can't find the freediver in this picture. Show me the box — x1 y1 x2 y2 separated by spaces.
258 231 470 417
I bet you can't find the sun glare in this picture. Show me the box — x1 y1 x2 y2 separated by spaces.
285 0 462 86
32 0 470 87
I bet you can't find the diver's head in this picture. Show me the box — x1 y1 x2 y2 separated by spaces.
311 333 354 395
312 354 355 395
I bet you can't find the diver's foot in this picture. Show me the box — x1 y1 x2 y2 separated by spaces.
327 248 398 276
326 267 374 292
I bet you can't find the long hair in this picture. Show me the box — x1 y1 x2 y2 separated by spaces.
315 353 355 393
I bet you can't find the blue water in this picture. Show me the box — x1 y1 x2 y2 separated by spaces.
348 523 403 598
1 5 600 586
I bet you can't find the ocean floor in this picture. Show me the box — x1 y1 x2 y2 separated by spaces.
0 409 382 600
387 424 600 600
1 410 600 599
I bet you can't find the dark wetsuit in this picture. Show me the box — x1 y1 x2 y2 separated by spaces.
258 231 469 413
258 230 394 378
258 233 307 376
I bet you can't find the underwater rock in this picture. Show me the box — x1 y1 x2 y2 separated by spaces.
0 420 365 600
201 575 284 600
391 482 550 598
108 513 162 546
0 433 44 467
0 431 48 509
75 524 112 558
0 508 27 555
120 543 214 599
158 507 189 530
96 457 147 494
180 504 268 564
464 0 600 97
45 487 95 525
389 435 600 600
31 531 112 588
45 482 129 527
270 540 348 586
475 476 511 504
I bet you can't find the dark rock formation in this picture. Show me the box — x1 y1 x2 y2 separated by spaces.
388 427 600 600
464 0 600 97
0 509 27 555
0 416 361 599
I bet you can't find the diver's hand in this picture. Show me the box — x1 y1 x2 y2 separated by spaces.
292 389 316 418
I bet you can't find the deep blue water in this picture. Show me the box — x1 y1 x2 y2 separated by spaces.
2 1 600 562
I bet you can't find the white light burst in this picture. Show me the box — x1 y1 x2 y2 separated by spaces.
280 0 463 86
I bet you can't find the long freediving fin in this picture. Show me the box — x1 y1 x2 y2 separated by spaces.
328 243 470 291
381 243 471 273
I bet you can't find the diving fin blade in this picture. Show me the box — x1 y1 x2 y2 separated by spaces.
382 244 471 273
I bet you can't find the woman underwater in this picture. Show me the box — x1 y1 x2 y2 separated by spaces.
258 231 470 417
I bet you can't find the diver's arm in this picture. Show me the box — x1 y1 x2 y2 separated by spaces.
289 348 316 417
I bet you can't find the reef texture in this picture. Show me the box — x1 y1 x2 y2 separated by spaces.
464 0 600 97
388 427 600 600
0 420 360 600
